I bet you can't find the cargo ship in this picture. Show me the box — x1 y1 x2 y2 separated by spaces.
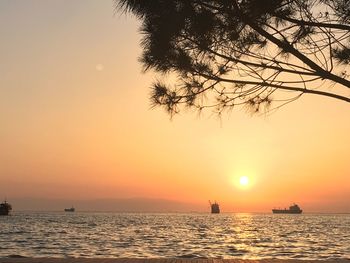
0 200 12 215
209 201 220 214
64 207 75 212
272 204 302 214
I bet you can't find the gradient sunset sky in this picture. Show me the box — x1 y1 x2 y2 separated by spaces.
1 1 349 212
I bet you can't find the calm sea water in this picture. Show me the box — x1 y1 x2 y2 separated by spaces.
0 212 349 259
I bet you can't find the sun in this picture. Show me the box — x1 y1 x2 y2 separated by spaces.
230 170 255 189
239 176 249 186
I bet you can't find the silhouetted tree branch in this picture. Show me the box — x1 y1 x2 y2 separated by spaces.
116 0 350 116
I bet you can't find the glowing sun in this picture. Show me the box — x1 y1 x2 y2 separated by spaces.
239 176 249 186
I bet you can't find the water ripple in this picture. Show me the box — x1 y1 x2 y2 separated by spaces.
1 212 350 259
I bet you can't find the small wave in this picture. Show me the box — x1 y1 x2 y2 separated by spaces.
47 219 59 223
227 246 237 253
68 221 87 225
177 254 207 258
11 231 28 234
7 255 27 258
14 240 27 243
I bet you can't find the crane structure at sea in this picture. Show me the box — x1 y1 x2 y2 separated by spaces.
209 200 220 214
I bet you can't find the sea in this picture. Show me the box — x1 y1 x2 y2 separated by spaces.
1 212 349 259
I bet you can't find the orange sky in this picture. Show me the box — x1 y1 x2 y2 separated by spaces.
0 1 349 212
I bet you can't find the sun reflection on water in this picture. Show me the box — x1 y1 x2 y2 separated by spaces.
0 212 349 259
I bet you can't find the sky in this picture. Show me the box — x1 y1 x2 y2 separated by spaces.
0 0 349 212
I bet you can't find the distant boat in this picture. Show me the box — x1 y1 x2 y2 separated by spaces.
0 200 12 216
209 201 220 214
64 207 75 212
272 204 302 214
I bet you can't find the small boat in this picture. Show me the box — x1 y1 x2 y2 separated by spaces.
64 207 75 212
272 203 302 214
209 200 220 214
0 200 12 216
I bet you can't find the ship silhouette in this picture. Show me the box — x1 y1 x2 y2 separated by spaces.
209 200 220 214
64 206 75 212
272 203 302 214
0 200 12 216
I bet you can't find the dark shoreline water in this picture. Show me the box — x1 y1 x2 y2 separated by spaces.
1 212 349 259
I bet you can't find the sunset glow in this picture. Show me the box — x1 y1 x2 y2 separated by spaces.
0 1 349 213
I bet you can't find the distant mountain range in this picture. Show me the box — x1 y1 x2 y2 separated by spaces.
10 197 205 212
